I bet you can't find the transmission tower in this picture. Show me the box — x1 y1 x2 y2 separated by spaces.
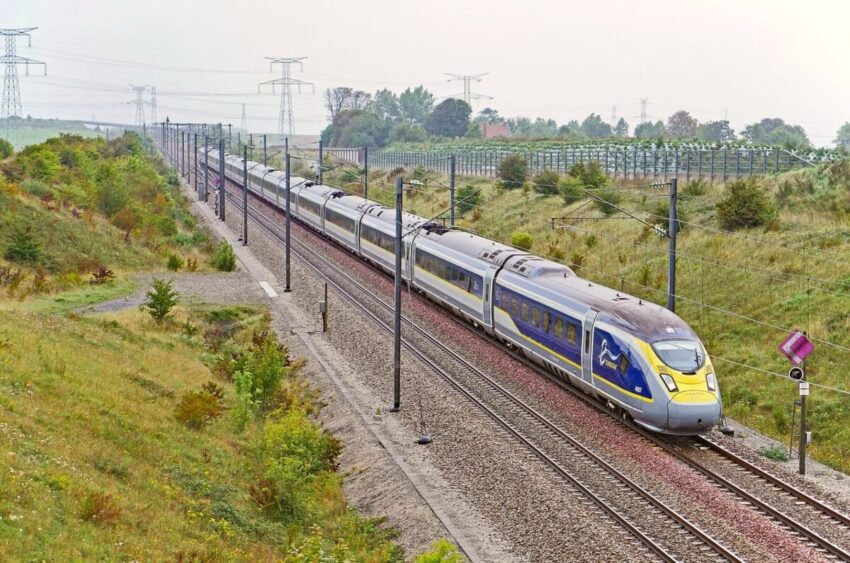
1 27 46 139
639 97 649 124
128 84 148 128
258 57 313 141
148 86 157 125
445 73 491 106
610 105 617 124
240 103 247 132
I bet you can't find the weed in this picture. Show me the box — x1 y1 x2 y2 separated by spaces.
532 169 560 196
683 178 709 197
79 492 122 525
166 253 184 271
175 388 225 430
416 539 464 563
93 458 130 481
511 231 533 250
210 241 237 272
760 445 789 462
570 252 585 274
546 242 565 261
185 257 198 272
89 267 115 285
4 225 42 265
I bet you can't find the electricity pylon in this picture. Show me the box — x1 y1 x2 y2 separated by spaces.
640 98 649 124
148 86 157 125
445 73 492 107
258 57 313 141
240 103 247 132
128 84 149 128
1 27 46 139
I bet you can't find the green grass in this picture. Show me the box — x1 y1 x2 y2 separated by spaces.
11 279 137 313
3 126 105 150
326 161 850 473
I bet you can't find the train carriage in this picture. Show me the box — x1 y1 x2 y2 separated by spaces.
322 194 375 253
359 206 427 277
294 184 340 231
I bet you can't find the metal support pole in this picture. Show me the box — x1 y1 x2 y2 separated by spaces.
203 136 209 202
242 144 248 245
799 346 809 475
227 123 232 149
667 178 678 312
263 134 267 166
363 146 369 199
449 154 457 226
321 282 328 332
318 139 324 184
285 152 292 293
193 133 199 194
392 175 403 412
218 138 225 221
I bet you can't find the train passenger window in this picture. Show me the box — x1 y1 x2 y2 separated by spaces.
554 317 564 338
543 312 550 333
458 271 466 285
521 303 529 322
566 324 577 345
532 307 539 327
512 299 519 317
619 356 630 374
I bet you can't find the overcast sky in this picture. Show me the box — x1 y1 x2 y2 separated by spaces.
4 0 849 146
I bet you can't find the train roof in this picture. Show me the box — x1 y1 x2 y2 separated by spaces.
529 272 697 342
420 228 522 266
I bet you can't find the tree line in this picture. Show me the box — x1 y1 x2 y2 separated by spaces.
320 85 849 152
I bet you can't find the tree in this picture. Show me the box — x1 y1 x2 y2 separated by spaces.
0 138 12 159
614 118 629 138
558 120 583 138
697 120 736 142
425 98 471 138
497 154 528 189
370 88 400 122
398 85 434 124
741 118 810 149
333 110 390 147
666 111 698 139
455 184 480 215
96 161 129 216
4 225 42 265
349 90 371 111
324 87 352 122
476 108 502 124
532 169 560 195
835 123 850 151
142 278 179 324
634 120 666 139
580 114 613 139
389 122 427 143
506 117 532 136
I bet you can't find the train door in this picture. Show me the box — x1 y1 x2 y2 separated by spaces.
581 309 598 385
482 268 496 328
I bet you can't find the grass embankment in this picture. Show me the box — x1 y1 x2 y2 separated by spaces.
5 126 105 150
326 159 850 472
0 305 413 560
0 133 215 309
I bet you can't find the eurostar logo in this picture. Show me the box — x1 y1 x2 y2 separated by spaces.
598 339 620 371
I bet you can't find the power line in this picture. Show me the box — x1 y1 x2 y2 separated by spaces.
1 27 46 139
258 56 314 142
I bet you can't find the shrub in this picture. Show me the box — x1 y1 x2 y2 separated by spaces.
511 231 533 250
497 154 528 189
546 242 565 261
0 138 12 159
142 278 179 323
716 177 777 230
4 225 42 265
651 201 687 232
683 178 709 197
559 177 584 205
20 179 50 197
570 252 585 274
211 241 237 272
569 160 608 190
532 169 560 195
175 387 225 430
166 253 184 271
760 445 789 462
455 184 480 215
80 492 121 525
593 188 623 215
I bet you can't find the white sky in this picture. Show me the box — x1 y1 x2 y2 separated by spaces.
4 0 849 146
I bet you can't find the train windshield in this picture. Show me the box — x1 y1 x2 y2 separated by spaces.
652 340 705 373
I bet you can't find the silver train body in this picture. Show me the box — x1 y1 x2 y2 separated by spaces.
205 149 723 435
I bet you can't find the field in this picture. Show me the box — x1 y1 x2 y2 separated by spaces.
326 159 850 472
3 126 106 150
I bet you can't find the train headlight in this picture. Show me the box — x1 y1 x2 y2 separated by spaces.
660 373 678 393
706 372 717 392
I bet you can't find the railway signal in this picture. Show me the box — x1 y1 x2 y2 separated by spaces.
788 366 805 381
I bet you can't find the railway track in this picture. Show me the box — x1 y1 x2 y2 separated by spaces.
218 182 741 562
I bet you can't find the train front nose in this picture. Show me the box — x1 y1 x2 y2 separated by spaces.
667 391 721 433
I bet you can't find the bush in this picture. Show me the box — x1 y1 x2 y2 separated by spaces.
716 178 777 230
593 188 623 216
20 179 50 197
532 169 560 195
142 278 179 323
559 177 584 205
89 267 115 285
0 138 12 159
4 225 42 265
569 161 608 190
497 154 528 189
511 231 533 250
166 253 184 271
683 178 709 197
570 252 585 274
651 201 687 232
760 445 789 462
455 184 480 215
211 241 237 272
175 386 225 430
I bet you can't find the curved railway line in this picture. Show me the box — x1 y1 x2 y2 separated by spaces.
189 154 850 561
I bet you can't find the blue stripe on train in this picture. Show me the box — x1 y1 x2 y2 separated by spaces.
592 328 653 401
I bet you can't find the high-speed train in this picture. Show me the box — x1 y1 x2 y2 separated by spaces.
205 149 722 435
